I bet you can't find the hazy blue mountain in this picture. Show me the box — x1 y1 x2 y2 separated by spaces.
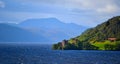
0 18 87 43
19 18 87 42
0 23 50 42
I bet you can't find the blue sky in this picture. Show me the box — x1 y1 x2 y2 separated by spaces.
0 0 120 27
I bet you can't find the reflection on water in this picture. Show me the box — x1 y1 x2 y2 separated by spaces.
0 44 120 64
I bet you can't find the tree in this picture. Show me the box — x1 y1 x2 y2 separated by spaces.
64 43 78 50
52 42 62 50
115 41 120 50
75 42 83 50
104 43 115 50
83 42 98 50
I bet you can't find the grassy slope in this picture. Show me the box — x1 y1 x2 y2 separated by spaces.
92 40 116 50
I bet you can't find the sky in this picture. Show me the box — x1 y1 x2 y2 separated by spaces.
0 0 120 27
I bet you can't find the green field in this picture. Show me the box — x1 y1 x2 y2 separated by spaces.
92 40 116 50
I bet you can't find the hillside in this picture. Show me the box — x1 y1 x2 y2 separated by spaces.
53 16 120 50
77 16 120 42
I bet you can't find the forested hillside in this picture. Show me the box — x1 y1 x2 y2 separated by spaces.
53 16 120 50
77 16 120 42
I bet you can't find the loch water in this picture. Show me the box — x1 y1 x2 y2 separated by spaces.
0 44 120 64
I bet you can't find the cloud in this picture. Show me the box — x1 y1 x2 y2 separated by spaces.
0 11 57 23
16 0 120 14
0 0 120 27
96 4 119 13
0 1 5 8
67 0 119 14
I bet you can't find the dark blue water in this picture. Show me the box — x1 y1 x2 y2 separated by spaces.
0 44 120 64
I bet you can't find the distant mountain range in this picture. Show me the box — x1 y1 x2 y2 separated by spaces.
0 18 87 43
0 23 49 42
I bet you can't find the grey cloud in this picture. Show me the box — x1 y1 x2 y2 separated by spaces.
16 0 120 14
1 0 120 27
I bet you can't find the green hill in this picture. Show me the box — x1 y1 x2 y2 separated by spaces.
77 16 120 42
52 16 120 50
